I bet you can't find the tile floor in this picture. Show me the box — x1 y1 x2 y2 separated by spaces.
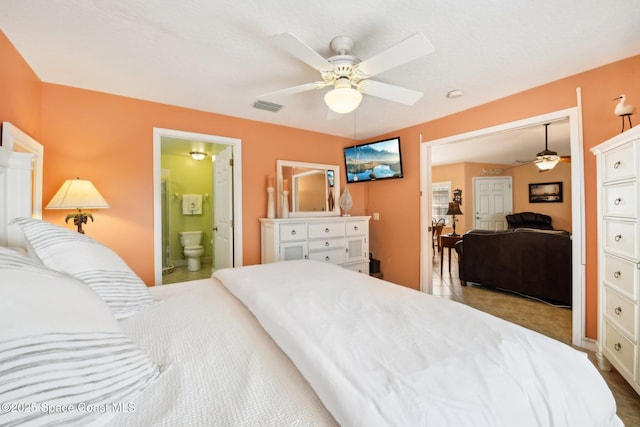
434 248 640 426
162 262 213 285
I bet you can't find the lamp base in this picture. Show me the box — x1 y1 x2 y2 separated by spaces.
65 210 93 234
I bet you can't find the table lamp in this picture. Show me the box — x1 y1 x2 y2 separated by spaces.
446 201 463 236
46 178 109 234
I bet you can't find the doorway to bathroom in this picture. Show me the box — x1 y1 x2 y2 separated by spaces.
152 128 243 285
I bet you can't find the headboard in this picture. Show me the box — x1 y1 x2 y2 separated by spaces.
0 122 44 247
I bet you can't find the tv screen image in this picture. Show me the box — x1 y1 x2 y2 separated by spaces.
344 137 403 183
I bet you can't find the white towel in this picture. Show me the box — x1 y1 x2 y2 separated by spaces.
182 194 202 215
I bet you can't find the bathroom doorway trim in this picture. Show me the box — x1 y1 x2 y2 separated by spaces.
152 127 243 285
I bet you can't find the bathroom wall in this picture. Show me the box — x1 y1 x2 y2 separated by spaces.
161 152 213 266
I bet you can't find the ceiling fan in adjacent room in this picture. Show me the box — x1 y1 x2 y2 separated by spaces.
514 123 570 172
255 32 435 114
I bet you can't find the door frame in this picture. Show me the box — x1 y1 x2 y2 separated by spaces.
152 127 243 285
419 105 588 349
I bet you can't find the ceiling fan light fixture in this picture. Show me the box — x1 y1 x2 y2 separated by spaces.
533 123 560 171
324 78 362 114
533 148 560 170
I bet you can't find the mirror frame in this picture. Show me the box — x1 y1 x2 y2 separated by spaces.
277 160 340 217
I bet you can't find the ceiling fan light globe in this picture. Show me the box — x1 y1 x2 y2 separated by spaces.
324 87 362 114
534 155 560 170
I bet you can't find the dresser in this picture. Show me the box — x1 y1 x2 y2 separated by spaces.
260 216 370 274
592 126 640 395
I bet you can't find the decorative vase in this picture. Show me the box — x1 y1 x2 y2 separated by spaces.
339 186 352 216
281 190 290 218
266 187 275 219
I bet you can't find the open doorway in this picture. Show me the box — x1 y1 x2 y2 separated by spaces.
419 107 587 349
153 128 243 285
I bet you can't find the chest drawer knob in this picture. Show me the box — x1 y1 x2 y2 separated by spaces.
613 271 621 279
614 197 623 206
614 306 623 315
325 227 330 233
291 230 297 235
614 160 621 169
614 234 622 242
325 255 330 261
325 241 330 247
353 225 359 231
614 342 622 352
304 254 308 259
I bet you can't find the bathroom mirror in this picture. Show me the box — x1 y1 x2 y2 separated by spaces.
277 160 340 217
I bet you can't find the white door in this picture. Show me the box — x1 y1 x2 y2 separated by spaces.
473 177 512 230
213 145 233 271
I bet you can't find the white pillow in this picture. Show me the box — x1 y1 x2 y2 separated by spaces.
11 217 155 319
0 246 161 426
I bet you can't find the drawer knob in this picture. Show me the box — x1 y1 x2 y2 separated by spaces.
614 342 622 352
325 256 330 261
325 227 330 233
291 230 296 235
614 197 622 206
353 226 359 231
325 241 330 247
614 234 622 242
304 254 308 259
614 271 621 279
614 160 621 169
614 306 623 315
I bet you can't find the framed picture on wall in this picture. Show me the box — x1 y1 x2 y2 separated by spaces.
529 182 563 203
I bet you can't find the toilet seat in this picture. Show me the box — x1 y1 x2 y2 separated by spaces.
184 245 203 251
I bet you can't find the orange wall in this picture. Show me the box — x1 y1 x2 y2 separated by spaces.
512 162 572 232
2 28 640 339
0 31 41 140
38 84 359 283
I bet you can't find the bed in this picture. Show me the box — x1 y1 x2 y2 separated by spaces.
0 145 625 426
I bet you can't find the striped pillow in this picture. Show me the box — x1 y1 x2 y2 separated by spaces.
11 218 155 319
0 332 161 426
0 246 161 425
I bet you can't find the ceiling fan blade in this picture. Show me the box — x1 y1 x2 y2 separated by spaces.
356 32 434 78
273 33 334 72
256 81 330 101
358 80 424 105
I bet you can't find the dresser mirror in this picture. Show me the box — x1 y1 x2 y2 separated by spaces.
277 160 340 217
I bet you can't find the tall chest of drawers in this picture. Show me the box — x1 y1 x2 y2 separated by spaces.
592 126 640 395
260 216 370 274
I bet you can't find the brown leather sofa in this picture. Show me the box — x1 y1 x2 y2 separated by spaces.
454 228 571 306
505 212 553 230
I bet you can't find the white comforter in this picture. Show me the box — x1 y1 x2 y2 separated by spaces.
214 260 622 427
110 279 336 426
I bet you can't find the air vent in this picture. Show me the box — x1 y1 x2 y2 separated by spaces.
253 100 283 112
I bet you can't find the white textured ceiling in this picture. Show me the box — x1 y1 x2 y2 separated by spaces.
1 0 638 147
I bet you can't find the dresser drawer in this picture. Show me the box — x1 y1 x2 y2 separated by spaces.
604 254 638 299
308 237 344 251
279 223 307 241
604 181 637 218
308 222 345 239
308 248 345 264
603 142 637 183
604 287 637 338
345 220 368 236
603 321 637 380
342 261 369 274
604 220 638 260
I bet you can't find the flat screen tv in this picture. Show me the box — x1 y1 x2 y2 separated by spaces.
344 136 403 183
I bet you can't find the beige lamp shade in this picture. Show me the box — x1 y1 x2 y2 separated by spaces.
46 178 109 210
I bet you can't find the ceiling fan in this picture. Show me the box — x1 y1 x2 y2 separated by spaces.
256 32 435 114
514 123 570 172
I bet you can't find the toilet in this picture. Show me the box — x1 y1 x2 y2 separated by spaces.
179 231 204 271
